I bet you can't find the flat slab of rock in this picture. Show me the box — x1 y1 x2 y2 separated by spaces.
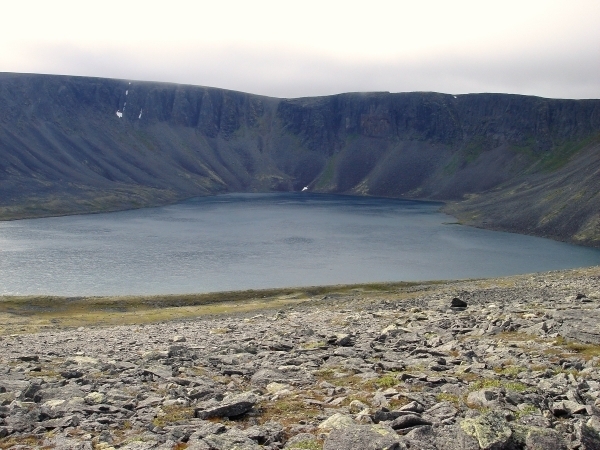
461 412 512 450
323 424 402 450
143 365 172 379
195 391 258 419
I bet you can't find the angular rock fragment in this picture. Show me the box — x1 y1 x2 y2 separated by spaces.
318 413 356 430
552 399 587 417
60 369 83 379
40 414 80 429
284 433 320 449
323 424 403 450
243 421 285 445
142 364 172 379
575 422 600 450
424 401 459 423
402 424 479 450
461 411 512 450
84 391 105 405
136 396 162 410
333 333 354 346
390 413 432 431
373 409 416 423
521 426 567 450
451 298 468 308
195 391 257 419
187 421 228 440
201 428 262 450
466 389 500 408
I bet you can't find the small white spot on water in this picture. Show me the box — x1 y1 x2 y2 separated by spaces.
138 109 143 119
302 186 308 192
116 111 123 118
453 95 457 99
125 90 128 96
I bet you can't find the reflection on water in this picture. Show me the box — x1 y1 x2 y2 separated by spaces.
1 193 599 296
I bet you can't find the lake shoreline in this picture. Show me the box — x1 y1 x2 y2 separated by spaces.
1 265 598 336
2 193 600 297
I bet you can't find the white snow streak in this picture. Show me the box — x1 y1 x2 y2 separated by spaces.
116 111 123 118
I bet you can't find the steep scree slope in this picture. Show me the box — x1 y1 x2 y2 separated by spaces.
0 73 599 245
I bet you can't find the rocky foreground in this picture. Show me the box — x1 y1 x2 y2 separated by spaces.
2 267 600 449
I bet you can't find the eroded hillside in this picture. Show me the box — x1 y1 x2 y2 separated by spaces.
0 73 599 245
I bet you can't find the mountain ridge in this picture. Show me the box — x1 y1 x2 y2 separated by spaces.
1 72 599 246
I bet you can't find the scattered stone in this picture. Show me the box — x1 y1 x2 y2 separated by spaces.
552 399 588 416
390 413 432 431
318 413 356 430
0 267 599 447
323 424 402 450
461 411 512 450
195 391 257 419
574 422 600 449
60 369 84 379
466 389 500 408
521 426 567 450
84 392 106 405
284 433 320 449
451 298 468 308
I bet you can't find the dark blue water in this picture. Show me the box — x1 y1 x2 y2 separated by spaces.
0 193 599 296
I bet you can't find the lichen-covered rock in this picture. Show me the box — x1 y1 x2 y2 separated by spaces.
201 428 263 450
243 421 285 445
284 433 320 449
574 423 600 450
84 391 105 405
323 424 403 450
466 389 500 409
402 424 480 450
522 427 567 450
460 412 513 450
318 413 356 430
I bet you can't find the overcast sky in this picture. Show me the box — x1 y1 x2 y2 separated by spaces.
2 0 599 99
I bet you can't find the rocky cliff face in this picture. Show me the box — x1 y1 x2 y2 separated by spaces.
1 73 599 245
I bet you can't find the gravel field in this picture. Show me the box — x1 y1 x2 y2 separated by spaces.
2 267 600 449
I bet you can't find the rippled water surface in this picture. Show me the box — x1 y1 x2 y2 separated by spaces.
1 193 599 296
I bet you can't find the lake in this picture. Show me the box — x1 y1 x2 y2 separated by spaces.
1 193 599 296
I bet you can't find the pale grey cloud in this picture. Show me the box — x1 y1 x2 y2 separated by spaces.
1 0 598 99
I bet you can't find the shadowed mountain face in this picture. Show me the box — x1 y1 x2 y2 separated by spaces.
1 73 599 246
